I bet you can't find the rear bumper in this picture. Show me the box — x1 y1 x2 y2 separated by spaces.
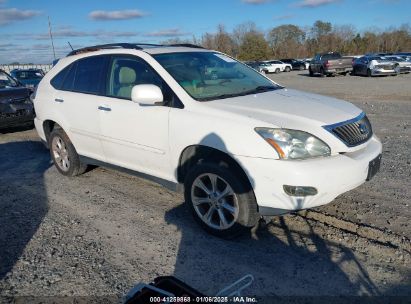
234 135 382 214
34 117 46 141
326 67 353 74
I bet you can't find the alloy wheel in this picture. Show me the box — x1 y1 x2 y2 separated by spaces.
191 173 239 230
51 136 70 172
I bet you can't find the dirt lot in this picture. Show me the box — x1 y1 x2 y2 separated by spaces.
0 72 410 302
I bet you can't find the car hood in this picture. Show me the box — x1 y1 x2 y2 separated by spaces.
205 88 362 128
18 79 41 86
0 86 30 104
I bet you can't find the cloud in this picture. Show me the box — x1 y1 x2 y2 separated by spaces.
273 14 295 20
0 8 41 25
295 0 340 7
11 29 140 40
143 28 190 37
89 9 146 21
242 0 270 4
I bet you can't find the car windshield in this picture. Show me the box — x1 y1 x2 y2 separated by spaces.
14 70 43 79
153 52 282 101
0 71 19 88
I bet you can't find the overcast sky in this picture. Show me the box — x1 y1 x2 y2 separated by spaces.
0 0 410 63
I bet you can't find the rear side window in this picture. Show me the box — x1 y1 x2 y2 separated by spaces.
73 56 108 94
51 55 108 94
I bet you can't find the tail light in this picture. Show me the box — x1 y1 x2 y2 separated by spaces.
352 58 355 66
325 60 330 68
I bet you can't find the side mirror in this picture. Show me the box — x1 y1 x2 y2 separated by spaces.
131 84 163 106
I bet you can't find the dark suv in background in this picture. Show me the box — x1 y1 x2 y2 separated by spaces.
10 68 44 90
0 69 34 130
280 59 306 70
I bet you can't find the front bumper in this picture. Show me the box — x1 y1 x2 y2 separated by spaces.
0 103 34 129
234 135 382 214
371 68 398 76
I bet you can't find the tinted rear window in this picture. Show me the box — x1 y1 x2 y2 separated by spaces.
72 56 108 94
322 53 341 60
51 56 108 94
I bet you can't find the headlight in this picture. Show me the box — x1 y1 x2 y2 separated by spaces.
255 128 331 159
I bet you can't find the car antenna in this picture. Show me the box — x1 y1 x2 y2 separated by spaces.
68 41 74 51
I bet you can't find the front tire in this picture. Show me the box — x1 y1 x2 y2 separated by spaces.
49 127 87 176
275 68 280 74
367 68 372 77
184 162 258 238
285 66 291 72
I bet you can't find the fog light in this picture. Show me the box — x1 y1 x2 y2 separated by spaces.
283 185 318 196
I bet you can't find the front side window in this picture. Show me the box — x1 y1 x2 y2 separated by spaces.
107 56 163 100
153 52 281 101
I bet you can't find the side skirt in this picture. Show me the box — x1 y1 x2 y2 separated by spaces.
79 156 184 193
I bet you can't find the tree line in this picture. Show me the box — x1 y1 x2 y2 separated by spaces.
164 21 411 61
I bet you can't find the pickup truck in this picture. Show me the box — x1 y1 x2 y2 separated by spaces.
309 52 353 76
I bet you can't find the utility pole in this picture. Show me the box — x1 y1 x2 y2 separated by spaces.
48 16 56 60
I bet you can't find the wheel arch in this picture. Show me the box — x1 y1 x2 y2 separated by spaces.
177 145 254 192
42 119 64 147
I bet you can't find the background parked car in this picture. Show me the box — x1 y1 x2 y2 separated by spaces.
280 58 307 70
245 61 272 74
10 68 44 90
0 69 34 129
384 56 411 74
352 55 400 77
309 52 353 76
264 60 292 73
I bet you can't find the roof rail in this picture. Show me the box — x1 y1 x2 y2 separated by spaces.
168 43 204 49
67 42 205 57
67 43 145 56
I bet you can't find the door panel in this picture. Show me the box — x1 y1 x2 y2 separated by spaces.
98 55 172 180
52 55 109 160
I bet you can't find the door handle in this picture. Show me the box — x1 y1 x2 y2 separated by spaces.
54 98 64 103
98 105 111 112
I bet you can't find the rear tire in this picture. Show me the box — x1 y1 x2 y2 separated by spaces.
299 65 304 71
49 127 88 177
367 69 372 77
184 162 258 238
285 66 291 72
320 67 325 77
275 68 280 74
309 67 314 77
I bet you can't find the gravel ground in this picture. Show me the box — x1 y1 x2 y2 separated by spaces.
0 72 410 302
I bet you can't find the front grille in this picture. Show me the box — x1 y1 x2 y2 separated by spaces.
0 109 27 119
324 113 373 147
377 64 393 70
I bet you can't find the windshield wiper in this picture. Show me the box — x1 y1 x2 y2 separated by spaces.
248 85 280 93
198 85 281 101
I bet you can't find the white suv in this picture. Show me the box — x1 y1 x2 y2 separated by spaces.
33 43 382 238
